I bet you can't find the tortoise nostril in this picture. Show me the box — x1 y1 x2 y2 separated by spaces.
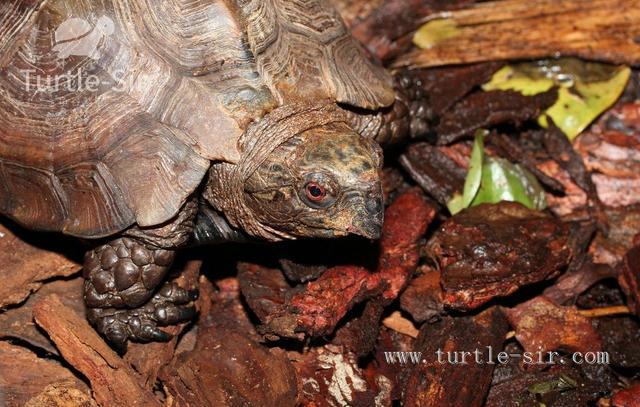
365 190 383 215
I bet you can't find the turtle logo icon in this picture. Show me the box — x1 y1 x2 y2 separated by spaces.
52 15 115 60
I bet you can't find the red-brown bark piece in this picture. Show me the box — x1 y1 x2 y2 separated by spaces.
377 188 436 301
541 127 603 217
400 142 466 206
574 102 640 208
0 277 84 355
576 126 640 179
292 345 381 407
373 328 417 403
239 188 435 339
381 167 411 204
394 63 505 139
403 307 509 406
618 235 640 316
399 265 445 323
505 296 603 354
542 259 616 305
288 265 378 337
590 206 640 265
32 294 160 407
125 259 201 389
332 300 386 357
436 89 558 145
612 383 640 407
596 316 640 368
239 263 375 339
427 202 571 310
237 263 301 338
0 222 80 309
0 341 91 407
535 159 589 216
161 325 298 407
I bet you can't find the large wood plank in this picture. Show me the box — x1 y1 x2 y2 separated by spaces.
394 0 640 69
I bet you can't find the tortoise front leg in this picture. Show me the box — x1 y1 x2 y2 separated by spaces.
83 199 199 350
83 237 197 350
344 86 431 146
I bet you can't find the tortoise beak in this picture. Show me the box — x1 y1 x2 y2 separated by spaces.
347 191 384 239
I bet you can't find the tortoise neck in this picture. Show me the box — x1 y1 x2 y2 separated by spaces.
192 203 248 245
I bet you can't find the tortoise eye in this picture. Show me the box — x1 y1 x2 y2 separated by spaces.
305 182 326 202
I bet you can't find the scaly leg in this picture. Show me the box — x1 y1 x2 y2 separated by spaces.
83 200 198 350
83 237 197 349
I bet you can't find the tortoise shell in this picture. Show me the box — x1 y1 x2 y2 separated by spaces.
0 0 394 238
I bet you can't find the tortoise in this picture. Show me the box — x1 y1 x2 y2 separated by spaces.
0 0 415 348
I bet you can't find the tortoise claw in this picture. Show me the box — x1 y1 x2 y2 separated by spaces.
87 283 198 349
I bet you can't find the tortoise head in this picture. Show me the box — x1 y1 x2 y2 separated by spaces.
242 122 384 239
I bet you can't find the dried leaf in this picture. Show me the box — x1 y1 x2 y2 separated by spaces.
618 238 640 316
528 374 578 396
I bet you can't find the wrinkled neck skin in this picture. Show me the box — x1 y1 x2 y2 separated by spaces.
192 138 298 246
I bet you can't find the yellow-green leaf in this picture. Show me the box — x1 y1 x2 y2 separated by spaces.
413 19 460 49
462 130 486 208
446 192 465 215
483 65 555 96
482 58 630 141
544 68 630 140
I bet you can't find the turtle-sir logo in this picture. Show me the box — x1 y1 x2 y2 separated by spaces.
52 15 115 60
22 15 124 94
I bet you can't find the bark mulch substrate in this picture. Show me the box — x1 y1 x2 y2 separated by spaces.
2 2 640 407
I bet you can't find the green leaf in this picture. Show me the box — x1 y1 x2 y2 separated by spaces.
462 130 486 208
446 192 465 215
482 58 630 140
446 131 546 214
472 157 547 210
413 19 461 49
